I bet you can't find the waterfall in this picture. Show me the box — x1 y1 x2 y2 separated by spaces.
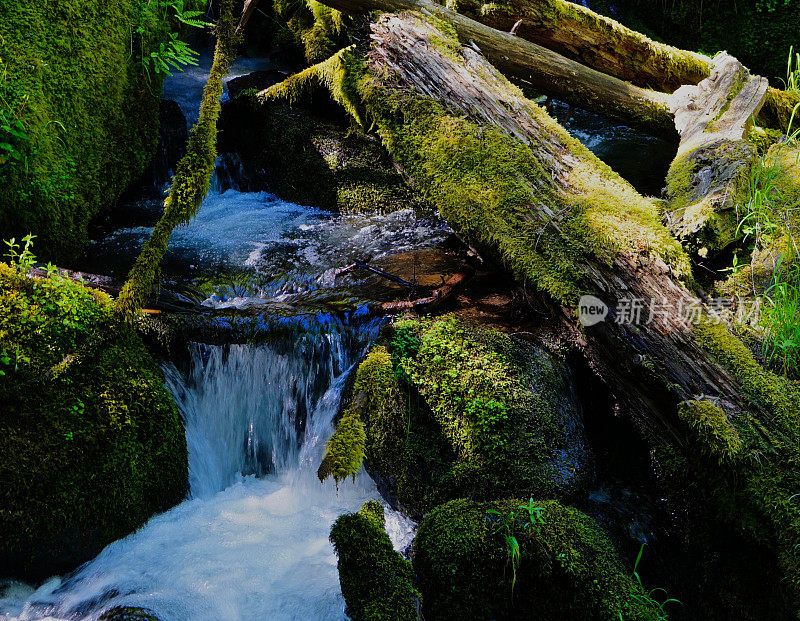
0 315 415 620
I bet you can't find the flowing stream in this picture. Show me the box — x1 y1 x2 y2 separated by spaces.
0 45 675 620
1 317 415 620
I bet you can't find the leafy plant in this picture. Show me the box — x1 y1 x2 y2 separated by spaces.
145 33 200 77
782 46 800 94
619 544 681 620
737 157 785 258
760 256 800 377
518 498 546 530
134 0 208 79
487 509 522 597
4 233 37 274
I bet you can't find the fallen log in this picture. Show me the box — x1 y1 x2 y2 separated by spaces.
664 53 770 257
115 0 239 319
319 0 800 139
444 0 711 92
312 0 676 136
262 12 800 600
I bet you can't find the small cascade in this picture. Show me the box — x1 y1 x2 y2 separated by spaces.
0 315 415 620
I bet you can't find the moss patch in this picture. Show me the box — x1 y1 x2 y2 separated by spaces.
330 501 419 621
0 0 183 261
271 0 349 64
680 320 800 603
339 317 587 516
0 263 187 578
413 498 663 620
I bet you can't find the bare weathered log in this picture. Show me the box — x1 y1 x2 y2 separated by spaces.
664 53 770 257
444 0 711 92
316 0 676 136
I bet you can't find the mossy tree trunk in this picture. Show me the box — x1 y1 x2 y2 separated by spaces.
443 0 712 92
263 12 800 600
315 0 677 136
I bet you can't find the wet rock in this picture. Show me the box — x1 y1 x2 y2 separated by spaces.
100 607 161 621
129 99 188 196
226 69 289 100
218 82 428 213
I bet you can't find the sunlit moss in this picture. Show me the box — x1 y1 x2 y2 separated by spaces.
318 346 395 484
445 0 711 91
116 0 239 319
677 399 743 464
0 263 187 578
689 319 800 601
0 0 178 261
259 46 365 128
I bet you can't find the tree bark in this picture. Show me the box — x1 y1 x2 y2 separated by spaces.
318 0 676 136
444 0 711 92
664 53 770 258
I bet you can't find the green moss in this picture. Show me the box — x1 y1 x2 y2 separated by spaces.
706 66 749 132
0 0 183 262
319 346 394 484
677 400 743 464
688 320 800 601
271 0 349 64
345 15 690 304
449 0 710 92
0 263 187 578
758 89 800 135
413 499 663 620
329 501 419 621
360 317 587 515
115 1 239 319
318 408 366 484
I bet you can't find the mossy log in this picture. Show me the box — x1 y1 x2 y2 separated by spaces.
265 12 800 600
314 0 675 136
444 0 711 92
116 0 239 319
664 53 770 258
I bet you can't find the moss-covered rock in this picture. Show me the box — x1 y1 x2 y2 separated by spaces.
0 0 190 261
321 316 590 516
0 262 188 578
330 500 419 621
391 316 589 508
413 498 664 620
219 94 427 214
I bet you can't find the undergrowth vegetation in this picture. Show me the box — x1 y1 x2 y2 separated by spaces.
0 237 187 577
0 0 205 261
